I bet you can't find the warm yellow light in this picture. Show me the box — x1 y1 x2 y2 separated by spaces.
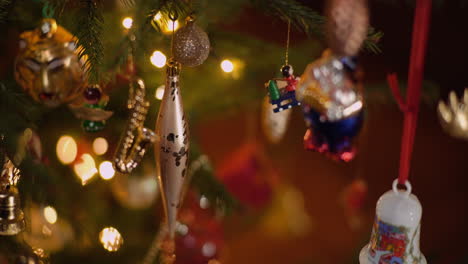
150 51 167 68
92 137 108 156
221 59 234 73
163 20 179 33
122 17 133 29
73 153 98 185
43 206 57 224
99 227 123 252
153 12 162 21
99 161 115 180
56 135 77 164
155 85 165 100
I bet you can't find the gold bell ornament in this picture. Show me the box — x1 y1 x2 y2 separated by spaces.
359 179 426 264
155 59 190 239
15 18 87 108
0 150 25 236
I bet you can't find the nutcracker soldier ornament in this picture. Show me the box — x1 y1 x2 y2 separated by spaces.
262 20 299 144
266 64 301 113
265 20 301 113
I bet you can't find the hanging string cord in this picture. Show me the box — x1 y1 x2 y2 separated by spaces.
285 19 291 65
388 0 432 185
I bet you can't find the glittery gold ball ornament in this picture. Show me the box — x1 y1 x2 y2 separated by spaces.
14 19 88 107
173 17 210 67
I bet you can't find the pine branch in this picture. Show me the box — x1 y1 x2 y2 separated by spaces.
147 0 190 33
189 145 240 214
0 82 42 162
251 0 383 53
120 0 135 7
45 0 70 18
0 0 12 23
74 0 104 82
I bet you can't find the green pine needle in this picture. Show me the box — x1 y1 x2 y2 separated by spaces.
75 0 104 82
0 0 12 22
252 0 383 53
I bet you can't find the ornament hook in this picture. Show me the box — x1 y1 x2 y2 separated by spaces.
392 178 412 197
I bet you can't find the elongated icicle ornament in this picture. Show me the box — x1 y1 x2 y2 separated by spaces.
155 59 190 239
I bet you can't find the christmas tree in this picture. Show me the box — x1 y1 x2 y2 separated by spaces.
0 0 467 264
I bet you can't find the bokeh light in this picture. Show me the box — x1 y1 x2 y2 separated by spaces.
43 206 57 224
122 17 133 29
153 12 162 21
56 135 77 164
92 137 108 156
150 51 167 68
99 227 123 252
73 153 98 185
163 20 179 33
220 59 234 73
155 85 165 100
99 161 115 180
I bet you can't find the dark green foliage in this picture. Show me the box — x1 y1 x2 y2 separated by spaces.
0 0 12 22
251 0 382 53
0 82 43 161
190 144 240 215
74 0 104 82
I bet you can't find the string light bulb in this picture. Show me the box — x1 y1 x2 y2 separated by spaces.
73 153 98 185
56 135 78 164
153 12 162 21
221 59 234 73
150 51 167 68
163 20 179 34
43 206 57 224
122 17 133 29
99 227 123 252
99 161 115 180
92 137 108 156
